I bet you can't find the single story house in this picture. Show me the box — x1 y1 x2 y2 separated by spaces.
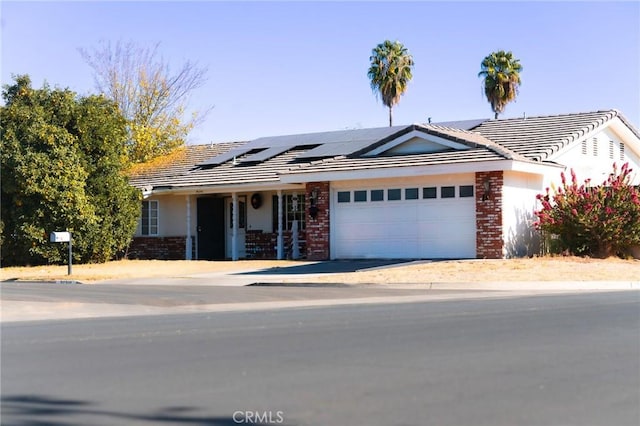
127 109 640 261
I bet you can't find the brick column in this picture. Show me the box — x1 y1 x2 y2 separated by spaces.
476 171 504 259
305 182 330 260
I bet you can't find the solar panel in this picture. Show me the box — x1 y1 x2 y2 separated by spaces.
199 124 415 166
296 126 409 158
431 119 488 130
296 139 373 158
197 146 254 166
240 145 291 163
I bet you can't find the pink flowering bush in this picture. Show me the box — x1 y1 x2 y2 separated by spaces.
534 163 640 258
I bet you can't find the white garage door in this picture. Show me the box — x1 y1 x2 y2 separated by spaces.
332 184 476 259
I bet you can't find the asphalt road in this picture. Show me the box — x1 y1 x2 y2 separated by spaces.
2 291 639 426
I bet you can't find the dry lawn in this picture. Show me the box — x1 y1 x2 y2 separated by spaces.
0 260 303 283
1 257 638 284
313 257 640 284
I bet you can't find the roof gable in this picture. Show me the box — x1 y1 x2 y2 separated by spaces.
363 129 471 156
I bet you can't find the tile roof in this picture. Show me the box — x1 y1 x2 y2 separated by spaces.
281 148 506 175
469 109 634 161
132 145 313 189
128 142 245 188
173 146 308 188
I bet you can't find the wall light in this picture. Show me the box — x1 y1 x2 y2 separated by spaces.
309 188 319 219
482 179 492 201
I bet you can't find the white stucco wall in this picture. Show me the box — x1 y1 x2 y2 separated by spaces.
134 194 189 237
246 191 276 233
553 127 640 185
509 121 640 258
502 171 546 258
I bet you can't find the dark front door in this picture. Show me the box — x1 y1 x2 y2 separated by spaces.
197 197 225 260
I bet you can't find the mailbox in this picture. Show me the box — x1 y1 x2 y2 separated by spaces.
50 231 71 243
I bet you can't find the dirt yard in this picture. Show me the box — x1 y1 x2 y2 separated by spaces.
1 257 638 284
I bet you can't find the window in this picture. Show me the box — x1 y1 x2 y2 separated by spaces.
441 186 455 198
272 194 306 231
141 200 159 235
354 190 367 202
459 185 474 197
337 191 351 203
229 199 246 228
423 187 437 199
405 188 419 200
388 188 401 201
371 189 384 202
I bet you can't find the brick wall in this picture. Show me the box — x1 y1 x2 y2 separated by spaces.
305 182 330 260
246 230 275 259
246 230 306 260
128 236 193 260
476 171 504 259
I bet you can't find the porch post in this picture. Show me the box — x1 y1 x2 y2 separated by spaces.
277 190 284 260
232 192 239 261
185 195 192 260
291 192 300 259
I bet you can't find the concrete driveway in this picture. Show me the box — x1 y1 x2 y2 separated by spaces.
232 258 421 275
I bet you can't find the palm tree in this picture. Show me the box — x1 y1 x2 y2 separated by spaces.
368 40 414 126
478 50 522 119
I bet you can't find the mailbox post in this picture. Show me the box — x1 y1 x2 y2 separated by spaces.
50 231 72 275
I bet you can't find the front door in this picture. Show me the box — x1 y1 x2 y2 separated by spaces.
197 197 225 260
225 196 247 259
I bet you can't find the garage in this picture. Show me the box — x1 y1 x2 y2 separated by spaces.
331 181 476 259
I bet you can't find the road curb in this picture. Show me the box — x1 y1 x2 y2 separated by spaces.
246 281 640 291
374 281 640 291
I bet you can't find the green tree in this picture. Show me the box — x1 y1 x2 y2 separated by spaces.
368 40 414 127
478 50 522 119
79 40 210 163
1 75 140 266
534 163 640 258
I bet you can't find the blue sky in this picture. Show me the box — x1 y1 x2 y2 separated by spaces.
2 1 639 144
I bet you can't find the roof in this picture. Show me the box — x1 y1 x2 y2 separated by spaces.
281 148 507 175
128 109 640 191
128 142 245 188
470 109 638 161
199 125 411 165
156 146 312 189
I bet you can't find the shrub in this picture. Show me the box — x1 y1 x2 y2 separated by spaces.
534 163 640 258
1 75 140 266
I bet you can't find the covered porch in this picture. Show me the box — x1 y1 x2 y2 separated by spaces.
128 181 330 261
